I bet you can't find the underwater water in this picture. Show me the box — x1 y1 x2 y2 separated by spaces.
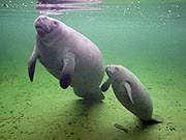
0 0 186 140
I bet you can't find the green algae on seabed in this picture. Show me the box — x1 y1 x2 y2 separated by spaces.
0 0 186 140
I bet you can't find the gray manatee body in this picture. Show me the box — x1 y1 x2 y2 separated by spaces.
101 65 161 123
28 15 104 101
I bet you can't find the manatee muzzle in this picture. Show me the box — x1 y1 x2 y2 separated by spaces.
105 66 115 77
35 23 51 37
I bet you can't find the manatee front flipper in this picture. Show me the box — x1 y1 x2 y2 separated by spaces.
28 46 38 82
60 73 71 89
60 52 75 89
122 81 134 104
101 78 112 92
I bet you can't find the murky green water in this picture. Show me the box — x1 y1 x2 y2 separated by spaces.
0 0 186 140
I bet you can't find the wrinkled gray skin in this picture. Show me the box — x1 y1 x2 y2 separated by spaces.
101 65 156 122
28 15 104 101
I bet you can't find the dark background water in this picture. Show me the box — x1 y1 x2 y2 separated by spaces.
0 0 186 140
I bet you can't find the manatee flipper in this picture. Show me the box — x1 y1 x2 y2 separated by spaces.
60 52 75 89
101 78 112 92
60 73 71 89
122 81 134 104
28 46 38 82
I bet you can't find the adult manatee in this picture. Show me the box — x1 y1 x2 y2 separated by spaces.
28 16 104 101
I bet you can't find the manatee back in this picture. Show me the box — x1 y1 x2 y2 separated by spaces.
123 68 153 120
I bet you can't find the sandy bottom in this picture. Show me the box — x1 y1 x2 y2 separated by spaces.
0 60 186 140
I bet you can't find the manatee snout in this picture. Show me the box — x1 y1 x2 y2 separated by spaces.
34 15 48 25
105 65 121 79
34 16 59 37
105 65 115 77
34 16 50 29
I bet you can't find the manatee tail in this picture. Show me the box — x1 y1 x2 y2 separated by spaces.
142 118 162 125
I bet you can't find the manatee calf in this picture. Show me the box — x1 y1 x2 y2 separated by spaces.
28 15 104 101
101 65 162 124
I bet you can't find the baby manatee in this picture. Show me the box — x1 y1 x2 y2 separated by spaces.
101 65 162 124
28 16 104 101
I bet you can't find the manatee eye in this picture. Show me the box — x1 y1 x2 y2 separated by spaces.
53 21 58 27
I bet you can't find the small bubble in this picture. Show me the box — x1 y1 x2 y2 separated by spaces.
168 9 171 13
177 14 180 18
176 5 179 8
137 0 141 4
